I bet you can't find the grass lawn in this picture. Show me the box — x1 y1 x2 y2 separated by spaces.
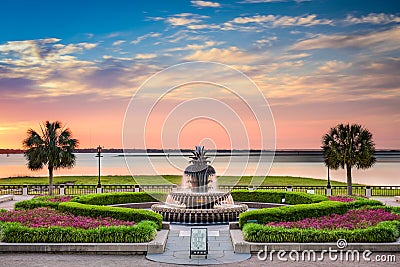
0 175 348 186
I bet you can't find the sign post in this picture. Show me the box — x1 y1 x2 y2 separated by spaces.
189 228 208 259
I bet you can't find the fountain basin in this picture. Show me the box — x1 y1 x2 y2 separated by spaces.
151 203 248 224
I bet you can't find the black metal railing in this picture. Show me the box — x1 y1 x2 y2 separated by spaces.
0 185 22 195
371 186 400 196
0 184 399 197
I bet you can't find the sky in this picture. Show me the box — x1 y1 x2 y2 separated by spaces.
0 0 399 150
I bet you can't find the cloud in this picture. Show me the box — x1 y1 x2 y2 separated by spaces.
165 41 221 52
345 13 400 25
242 0 311 2
183 46 260 64
317 60 352 73
191 1 221 8
0 77 37 97
165 13 209 27
131 32 161 44
230 14 333 27
290 26 400 52
135 53 157 59
255 36 278 47
112 40 126 46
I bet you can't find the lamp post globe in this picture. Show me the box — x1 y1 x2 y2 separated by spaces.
96 145 103 188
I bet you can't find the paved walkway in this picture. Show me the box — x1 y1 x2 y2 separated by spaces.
0 195 34 210
147 224 250 265
0 195 399 266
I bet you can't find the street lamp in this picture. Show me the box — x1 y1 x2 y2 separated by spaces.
96 145 103 188
327 166 331 188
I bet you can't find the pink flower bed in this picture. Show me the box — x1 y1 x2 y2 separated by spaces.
266 209 400 230
0 208 135 229
45 196 73 203
328 196 355 202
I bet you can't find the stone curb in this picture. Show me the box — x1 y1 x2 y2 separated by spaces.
0 195 13 203
230 230 400 253
0 230 168 254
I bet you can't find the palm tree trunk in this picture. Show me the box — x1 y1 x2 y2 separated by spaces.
48 166 54 196
346 164 352 196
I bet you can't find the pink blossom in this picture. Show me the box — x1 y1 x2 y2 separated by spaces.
266 209 400 230
0 208 135 229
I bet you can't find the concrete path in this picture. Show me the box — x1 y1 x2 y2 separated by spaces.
0 195 34 210
371 197 400 207
146 224 251 265
0 195 399 266
0 252 399 267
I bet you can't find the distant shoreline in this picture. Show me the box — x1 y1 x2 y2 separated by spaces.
2 148 400 155
2 149 399 162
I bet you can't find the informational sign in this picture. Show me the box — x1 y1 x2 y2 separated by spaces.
189 228 208 258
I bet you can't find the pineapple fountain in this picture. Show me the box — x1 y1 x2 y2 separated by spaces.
151 146 248 224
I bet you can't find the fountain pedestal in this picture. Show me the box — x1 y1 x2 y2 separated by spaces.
151 146 248 224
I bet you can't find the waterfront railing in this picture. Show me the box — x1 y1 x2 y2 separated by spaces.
0 184 399 197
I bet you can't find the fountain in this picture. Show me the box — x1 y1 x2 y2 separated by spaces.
151 146 248 224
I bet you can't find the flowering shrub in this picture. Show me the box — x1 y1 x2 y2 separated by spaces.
0 207 135 229
266 208 400 230
328 196 355 202
15 196 74 210
45 196 73 203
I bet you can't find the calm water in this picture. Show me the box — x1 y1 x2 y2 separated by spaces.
0 153 399 186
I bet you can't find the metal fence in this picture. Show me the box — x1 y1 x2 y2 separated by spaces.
0 184 399 196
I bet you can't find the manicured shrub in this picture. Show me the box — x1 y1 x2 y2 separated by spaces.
239 201 348 227
231 190 328 205
15 196 73 210
242 220 400 243
71 192 167 205
0 220 157 243
265 208 400 230
238 195 384 228
58 202 163 229
0 207 135 229
346 197 383 208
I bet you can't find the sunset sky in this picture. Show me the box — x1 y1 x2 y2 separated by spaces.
0 0 399 150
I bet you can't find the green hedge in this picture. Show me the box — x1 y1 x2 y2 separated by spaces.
242 220 400 243
0 220 157 243
347 197 383 208
58 202 163 229
231 190 328 204
239 200 348 227
15 196 63 210
238 196 384 228
71 192 167 205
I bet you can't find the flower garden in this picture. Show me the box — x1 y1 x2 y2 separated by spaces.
0 191 399 244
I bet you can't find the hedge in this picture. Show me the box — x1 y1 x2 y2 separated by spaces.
15 196 66 210
230 190 328 204
0 220 157 243
58 202 163 229
242 220 400 243
239 201 348 227
71 192 168 205
238 196 384 228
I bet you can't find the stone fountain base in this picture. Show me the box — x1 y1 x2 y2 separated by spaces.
151 191 248 224
151 203 248 224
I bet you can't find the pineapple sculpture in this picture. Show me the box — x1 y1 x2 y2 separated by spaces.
184 146 216 192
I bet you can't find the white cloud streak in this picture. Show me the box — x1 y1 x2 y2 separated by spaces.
345 13 400 25
191 1 221 8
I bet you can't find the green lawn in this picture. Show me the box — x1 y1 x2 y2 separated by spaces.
0 175 348 186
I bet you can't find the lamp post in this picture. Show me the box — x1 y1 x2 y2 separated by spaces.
326 166 332 196
327 166 331 188
96 145 103 190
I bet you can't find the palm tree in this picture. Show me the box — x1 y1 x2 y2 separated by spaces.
322 123 376 195
23 121 78 195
